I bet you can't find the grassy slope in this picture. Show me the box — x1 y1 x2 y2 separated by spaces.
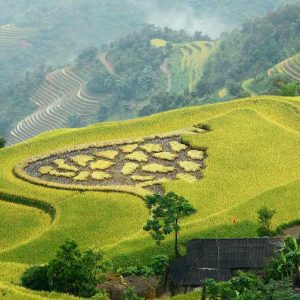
0 96 299 297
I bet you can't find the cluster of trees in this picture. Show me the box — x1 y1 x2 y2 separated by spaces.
21 191 195 298
195 4 300 98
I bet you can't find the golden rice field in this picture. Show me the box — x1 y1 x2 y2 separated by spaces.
0 96 299 298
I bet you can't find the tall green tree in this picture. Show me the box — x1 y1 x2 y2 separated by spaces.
143 192 197 257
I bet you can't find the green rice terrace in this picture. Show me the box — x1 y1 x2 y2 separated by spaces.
268 52 300 82
0 24 38 55
0 96 299 298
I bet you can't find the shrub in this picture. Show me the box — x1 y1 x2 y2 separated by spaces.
256 207 276 237
21 265 50 291
92 290 110 300
47 239 112 297
149 254 169 276
123 287 143 300
0 137 6 148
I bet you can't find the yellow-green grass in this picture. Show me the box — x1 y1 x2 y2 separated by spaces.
125 151 149 162
131 175 155 182
176 173 197 183
151 38 167 48
90 171 112 181
187 150 204 160
73 171 90 182
120 144 138 153
140 143 163 153
141 163 175 173
0 201 50 253
41 167 75 178
178 161 201 172
169 41 218 93
70 155 94 167
90 159 115 170
53 159 78 172
153 152 178 161
0 96 299 276
170 141 187 152
95 150 118 160
122 162 139 175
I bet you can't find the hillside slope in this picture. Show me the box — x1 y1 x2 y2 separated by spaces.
0 96 299 267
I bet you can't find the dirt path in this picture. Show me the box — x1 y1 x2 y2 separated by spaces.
160 58 172 93
98 52 116 76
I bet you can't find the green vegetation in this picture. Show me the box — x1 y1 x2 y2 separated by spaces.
144 192 197 257
71 155 95 167
95 150 119 160
195 5 300 98
256 207 277 237
140 143 163 153
21 240 112 298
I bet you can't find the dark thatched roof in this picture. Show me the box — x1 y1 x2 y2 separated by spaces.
170 238 280 287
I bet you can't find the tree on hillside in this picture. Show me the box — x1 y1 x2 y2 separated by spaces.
256 207 276 237
47 239 112 297
143 192 197 257
0 137 5 148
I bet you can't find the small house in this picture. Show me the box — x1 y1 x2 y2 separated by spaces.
170 238 280 292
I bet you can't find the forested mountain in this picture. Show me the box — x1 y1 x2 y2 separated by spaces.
195 4 300 98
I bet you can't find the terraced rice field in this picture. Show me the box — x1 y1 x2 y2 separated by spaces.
7 67 109 145
0 96 299 298
268 52 300 82
168 41 217 94
0 24 38 55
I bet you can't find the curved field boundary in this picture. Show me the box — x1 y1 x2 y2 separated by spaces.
7 67 111 145
0 192 56 222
